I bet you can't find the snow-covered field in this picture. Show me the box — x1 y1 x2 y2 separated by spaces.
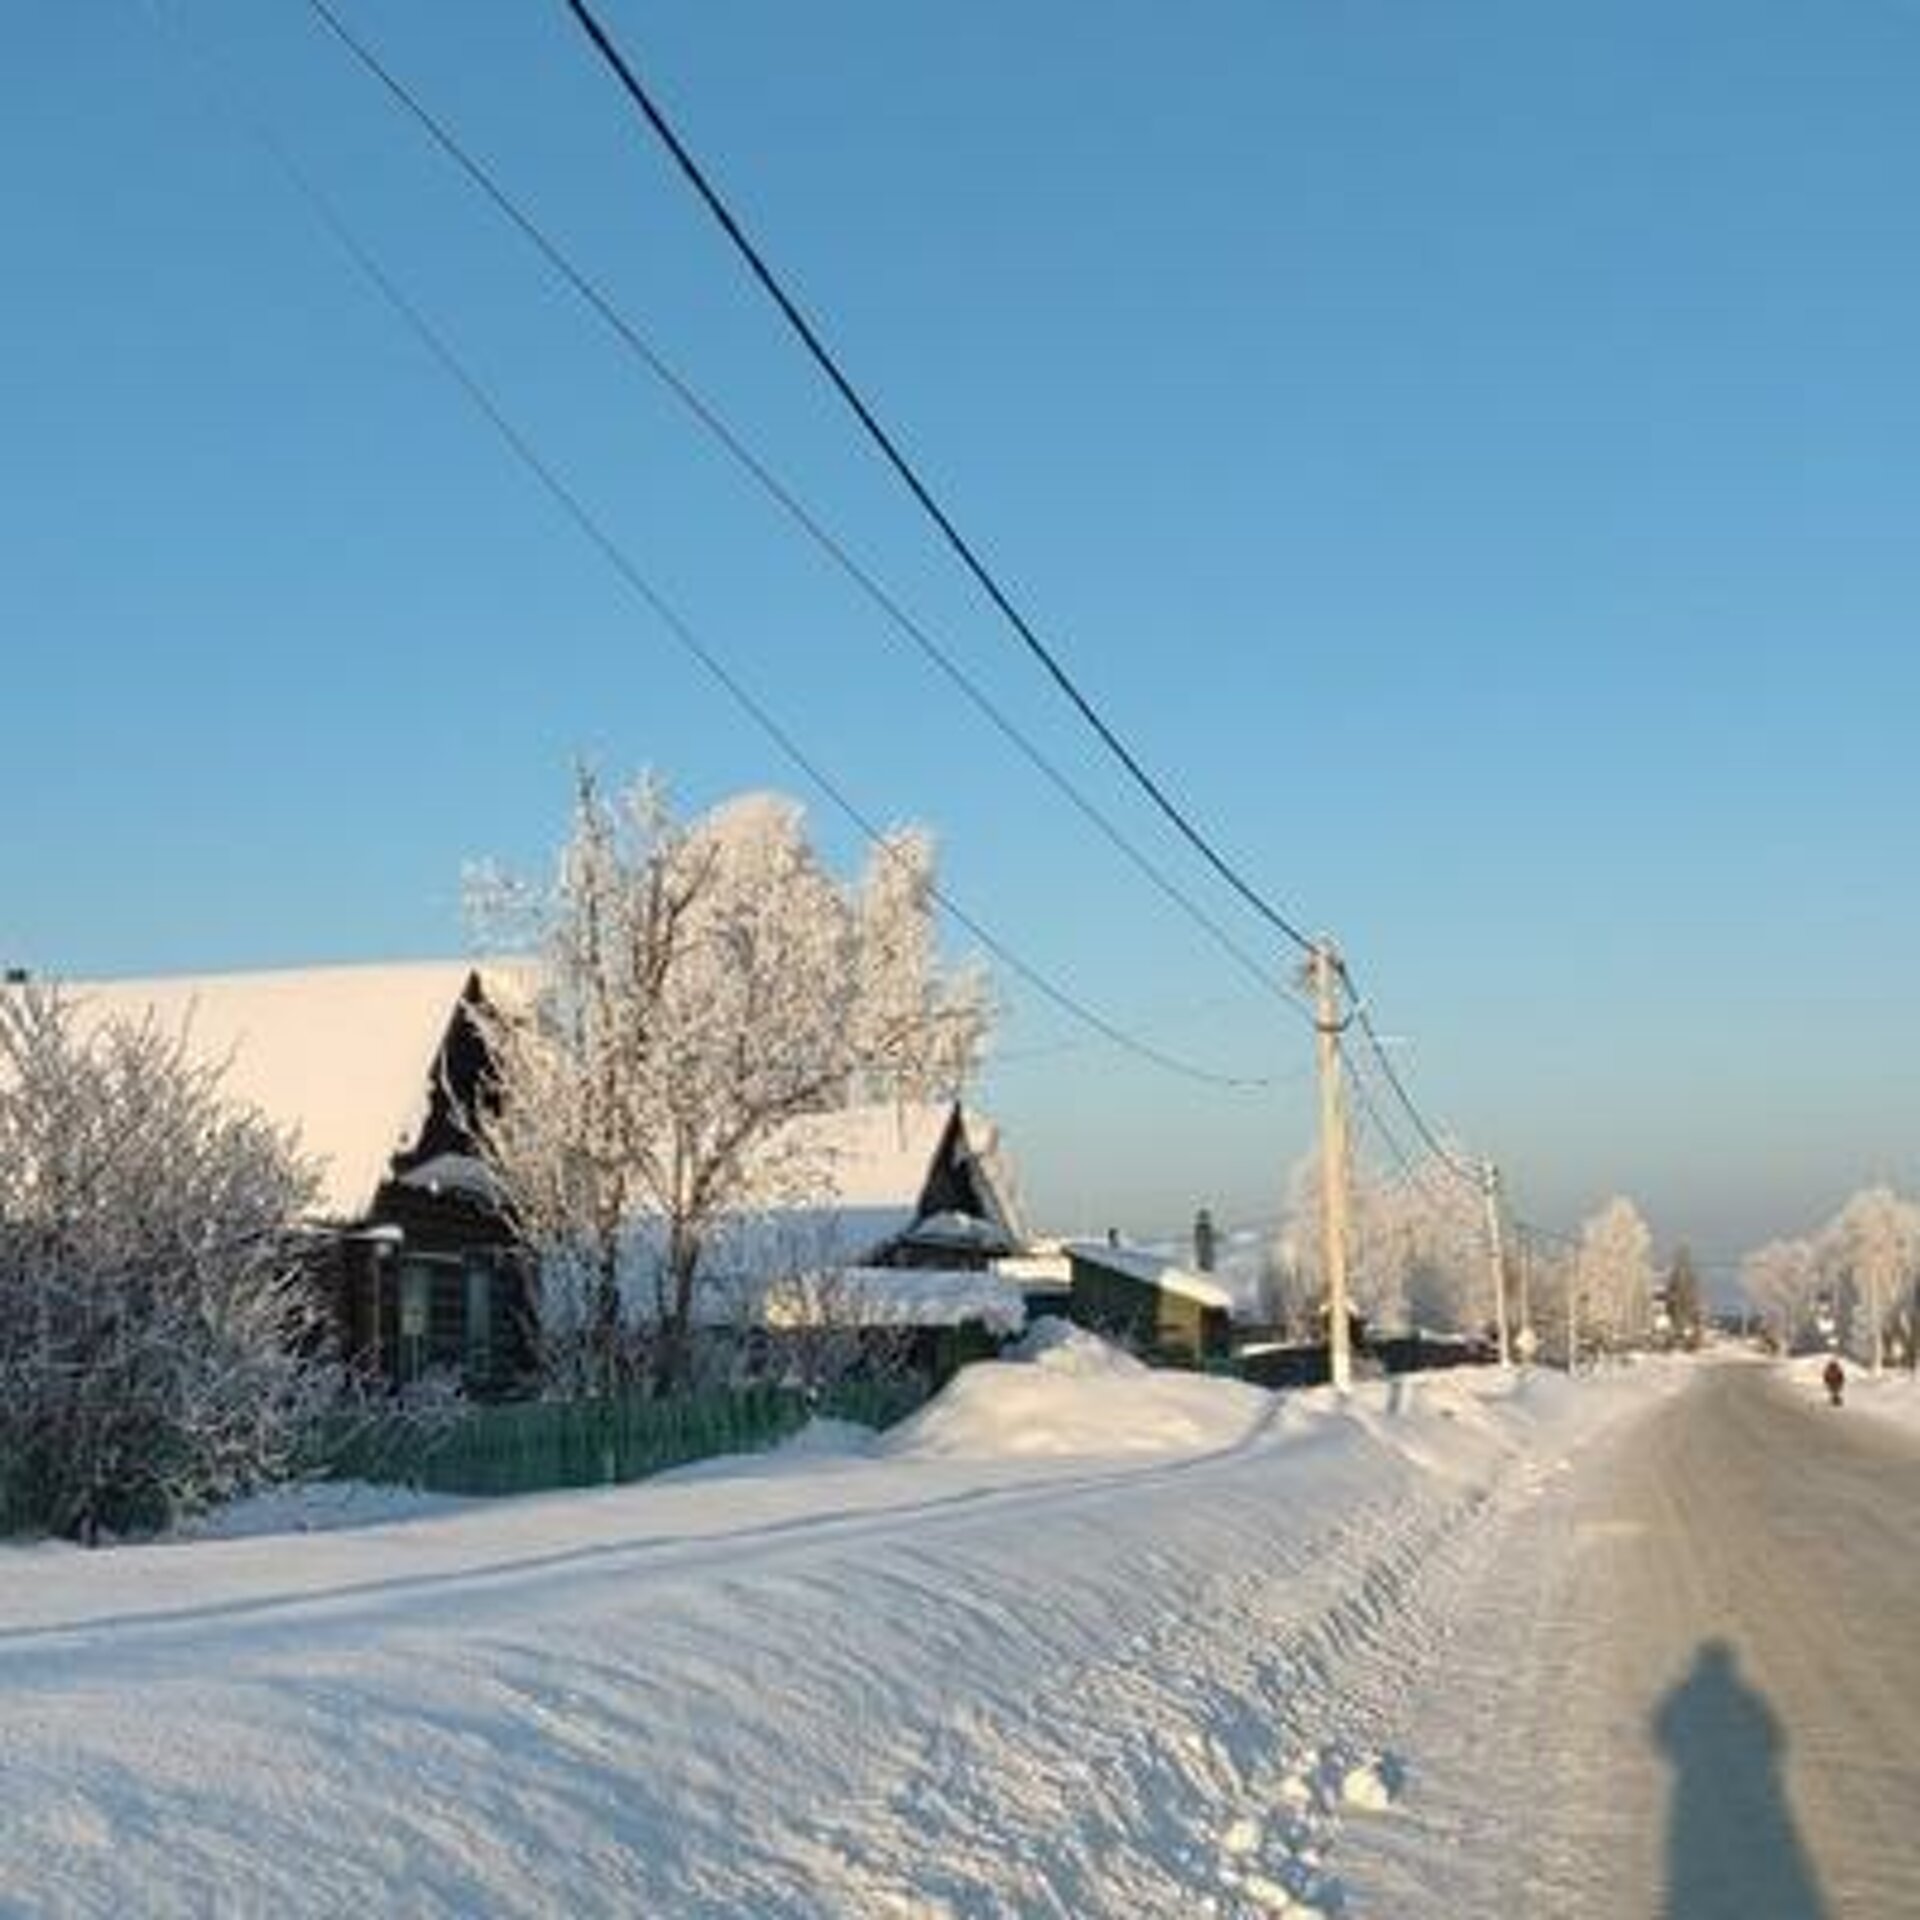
1 1330 1685 1917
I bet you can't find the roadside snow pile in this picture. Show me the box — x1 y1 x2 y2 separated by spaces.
1007 1313 1147 1374
0 1356 1683 1919
884 1321 1271 1459
652 1414 884 1485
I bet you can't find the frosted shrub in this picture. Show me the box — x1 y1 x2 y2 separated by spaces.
0 984 331 1540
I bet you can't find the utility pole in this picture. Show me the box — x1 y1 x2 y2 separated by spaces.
1516 1231 1535 1363
1309 940 1353 1391
1481 1159 1512 1368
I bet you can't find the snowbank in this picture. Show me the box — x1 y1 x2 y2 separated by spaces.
171 1480 473 1541
0 1347 1683 1918
884 1330 1270 1460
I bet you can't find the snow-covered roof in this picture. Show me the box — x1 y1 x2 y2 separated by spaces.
1064 1241 1235 1312
716 1102 1022 1263
776 1102 954 1210
762 1268 1028 1334
32 961 495 1222
994 1251 1073 1290
900 1210 1017 1255
15 962 1024 1252
775 1103 1017 1229
613 1099 1029 1293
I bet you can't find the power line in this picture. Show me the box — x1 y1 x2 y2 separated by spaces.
147 12 1275 1096
1336 959 1480 1187
555 0 1320 960
1339 1036 1466 1213
298 0 1315 1030
989 987 1317 1067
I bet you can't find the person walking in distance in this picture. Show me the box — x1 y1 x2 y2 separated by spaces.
1822 1356 1845 1407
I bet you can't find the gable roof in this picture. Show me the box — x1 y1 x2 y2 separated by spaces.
659 1101 1024 1284
774 1102 1023 1243
16 965 1024 1251
33 961 491 1222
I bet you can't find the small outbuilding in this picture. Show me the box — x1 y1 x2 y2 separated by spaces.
1062 1241 1233 1367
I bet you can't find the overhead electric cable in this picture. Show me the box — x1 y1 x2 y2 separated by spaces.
1339 1037 1465 1212
149 15 1275 1095
299 0 1315 1027
1514 1218 1583 1253
1336 960 1480 1186
555 0 1320 958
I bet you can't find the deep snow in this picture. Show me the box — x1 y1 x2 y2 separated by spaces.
1 1341 1685 1917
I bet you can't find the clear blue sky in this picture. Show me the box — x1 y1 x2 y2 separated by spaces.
6 1 1917 1270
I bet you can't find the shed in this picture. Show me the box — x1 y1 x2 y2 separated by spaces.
1063 1242 1233 1366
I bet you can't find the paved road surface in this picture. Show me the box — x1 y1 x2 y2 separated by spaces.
1349 1362 1920 1918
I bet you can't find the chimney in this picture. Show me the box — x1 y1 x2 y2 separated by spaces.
1193 1206 1217 1274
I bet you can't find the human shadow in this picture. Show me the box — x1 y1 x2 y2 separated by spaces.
1653 1639 1826 1920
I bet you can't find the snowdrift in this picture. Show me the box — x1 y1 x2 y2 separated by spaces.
885 1317 1271 1460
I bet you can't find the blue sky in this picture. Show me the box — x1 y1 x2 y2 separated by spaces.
5 1 1917 1268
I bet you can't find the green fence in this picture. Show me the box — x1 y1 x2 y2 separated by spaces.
319 1376 930 1498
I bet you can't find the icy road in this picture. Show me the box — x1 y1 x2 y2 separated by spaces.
1347 1359 1920 1919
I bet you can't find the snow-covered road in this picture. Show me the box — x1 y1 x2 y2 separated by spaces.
1346 1358 1920 1918
0 1350 1677 1917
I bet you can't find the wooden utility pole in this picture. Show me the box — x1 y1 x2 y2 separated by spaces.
1516 1231 1535 1362
1309 941 1353 1391
1481 1159 1512 1368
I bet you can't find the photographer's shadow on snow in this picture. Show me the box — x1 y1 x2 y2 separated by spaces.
1653 1639 1825 1920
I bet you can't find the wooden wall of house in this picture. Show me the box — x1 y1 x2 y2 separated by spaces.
332 1183 536 1396
1066 1258 1230 1366
1068 1260 1159 1355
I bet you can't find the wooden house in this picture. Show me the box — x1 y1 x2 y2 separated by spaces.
1063 1240 1233 1367
44 964 1029 1395
52 961 537 1393
679 1102 1031 1386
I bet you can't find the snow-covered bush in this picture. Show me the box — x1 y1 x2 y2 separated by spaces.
0 983 331 1540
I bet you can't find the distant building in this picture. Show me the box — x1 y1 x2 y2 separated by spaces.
1061 1241 1233 1367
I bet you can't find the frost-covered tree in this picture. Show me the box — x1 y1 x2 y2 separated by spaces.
1815 1186 1920 1374
1275 1146 1489 1339
468 771 990 1391
1662 1246 1705 1350
1740 1237 1818 1351
1523 1241 1582 1368
1392 1166 1492 1338
1277 1149 1400 1335
0 984 328 1540
1573 1197 1655 1354
851 826 991 1105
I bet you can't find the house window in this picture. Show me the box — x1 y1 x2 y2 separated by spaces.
465 1260 493 1384
399 1263 432 1385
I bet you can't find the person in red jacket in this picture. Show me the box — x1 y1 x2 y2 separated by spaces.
1822 1357 1845 1406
